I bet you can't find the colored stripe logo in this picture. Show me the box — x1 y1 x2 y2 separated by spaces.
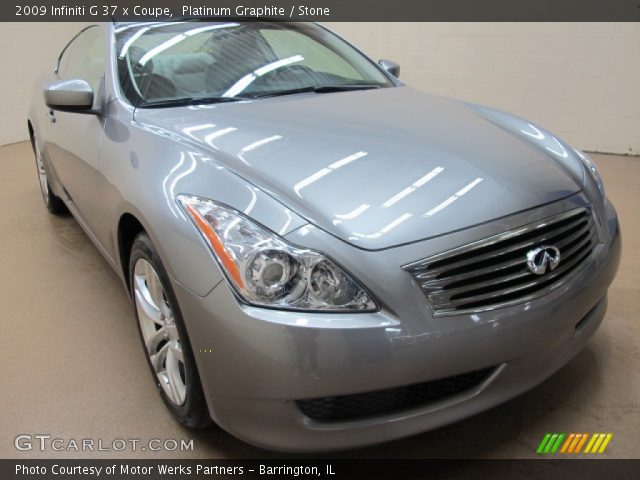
536 433 613 454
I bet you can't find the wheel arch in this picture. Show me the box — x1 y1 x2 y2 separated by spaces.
27 119 34 144
117 212 146 292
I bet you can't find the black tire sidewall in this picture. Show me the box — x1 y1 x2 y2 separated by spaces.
129 232 210 428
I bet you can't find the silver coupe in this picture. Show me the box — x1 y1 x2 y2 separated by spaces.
28 21 620 451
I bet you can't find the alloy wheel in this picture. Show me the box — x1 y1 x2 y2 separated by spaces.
133 258 187 406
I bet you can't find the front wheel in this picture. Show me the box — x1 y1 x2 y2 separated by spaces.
129 233 211 428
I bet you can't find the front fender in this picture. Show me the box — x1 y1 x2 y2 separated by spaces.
102 102 307 297
462 101 586 188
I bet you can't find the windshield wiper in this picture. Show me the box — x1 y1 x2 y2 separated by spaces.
138 84 384 106
249 84 384 99
139 96 244 108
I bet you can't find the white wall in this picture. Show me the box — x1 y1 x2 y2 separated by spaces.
326 22 640 155
0 22 88 146
1 22 638 154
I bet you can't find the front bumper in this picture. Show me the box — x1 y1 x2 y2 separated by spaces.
173 196 621 451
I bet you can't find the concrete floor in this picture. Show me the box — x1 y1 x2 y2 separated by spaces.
1 141 638 459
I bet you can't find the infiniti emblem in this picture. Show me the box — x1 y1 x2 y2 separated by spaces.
526 246 561 275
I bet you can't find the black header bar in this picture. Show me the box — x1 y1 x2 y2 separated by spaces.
5 0 640 22
3 459 640 480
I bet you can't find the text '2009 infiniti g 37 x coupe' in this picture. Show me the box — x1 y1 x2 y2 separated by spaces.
29 21 620 451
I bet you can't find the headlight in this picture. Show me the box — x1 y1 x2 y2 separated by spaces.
574 149 605 199
177 194 378 312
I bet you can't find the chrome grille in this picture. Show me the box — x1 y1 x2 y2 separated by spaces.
405 207 598 315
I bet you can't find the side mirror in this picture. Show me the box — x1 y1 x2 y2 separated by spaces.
43 78 94 112
378 59 400 79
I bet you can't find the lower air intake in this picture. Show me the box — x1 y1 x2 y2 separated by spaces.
295 366 496 422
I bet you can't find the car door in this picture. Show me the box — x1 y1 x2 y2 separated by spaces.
44 25 106 233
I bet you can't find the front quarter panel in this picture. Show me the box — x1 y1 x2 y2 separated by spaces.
97 99 308 296
461 102 612 232
462 101 585 187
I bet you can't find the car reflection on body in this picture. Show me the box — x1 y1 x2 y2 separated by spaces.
28 21 620 451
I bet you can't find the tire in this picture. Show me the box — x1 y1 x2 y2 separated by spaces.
129 233 211 429
30 133 67 215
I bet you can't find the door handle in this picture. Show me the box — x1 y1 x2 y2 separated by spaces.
48 110 56 124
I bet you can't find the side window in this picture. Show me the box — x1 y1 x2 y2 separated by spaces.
58 26 106 95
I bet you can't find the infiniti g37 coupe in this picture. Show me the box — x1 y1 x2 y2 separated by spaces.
28 21 620 451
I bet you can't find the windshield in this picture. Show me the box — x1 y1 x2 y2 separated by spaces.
115 22 394 106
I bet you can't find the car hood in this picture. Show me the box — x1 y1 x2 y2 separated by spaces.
134 86 583 250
